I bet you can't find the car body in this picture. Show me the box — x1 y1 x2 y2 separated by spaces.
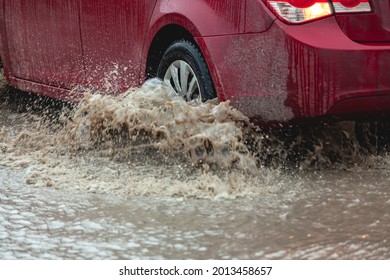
1 0 390 122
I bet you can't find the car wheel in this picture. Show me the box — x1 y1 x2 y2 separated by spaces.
157 40 216 102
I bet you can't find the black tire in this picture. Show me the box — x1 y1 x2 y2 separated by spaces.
157 40 216 102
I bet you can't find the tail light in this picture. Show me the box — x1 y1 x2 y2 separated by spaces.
264 0 372 23
332 0 372 13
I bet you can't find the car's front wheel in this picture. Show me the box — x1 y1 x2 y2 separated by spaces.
157 40 216 102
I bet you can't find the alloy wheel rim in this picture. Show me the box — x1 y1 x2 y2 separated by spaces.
163 60 202 102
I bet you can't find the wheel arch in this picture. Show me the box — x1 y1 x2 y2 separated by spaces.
143 15 223 100
145 23 197 79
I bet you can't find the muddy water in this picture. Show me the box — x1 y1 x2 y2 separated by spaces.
1 75 390 259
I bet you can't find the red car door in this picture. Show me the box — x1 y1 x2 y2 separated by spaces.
4 0 84 88
79 0 157 92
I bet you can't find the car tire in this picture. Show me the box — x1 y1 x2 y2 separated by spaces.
157 40 216 102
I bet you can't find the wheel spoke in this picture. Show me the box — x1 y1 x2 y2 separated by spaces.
169 64 181 93
187 75 199 100
180 61 190 97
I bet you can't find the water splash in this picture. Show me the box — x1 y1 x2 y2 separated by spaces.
56 79 257 172
1 74 388 198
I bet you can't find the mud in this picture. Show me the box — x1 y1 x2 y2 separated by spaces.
1 72 390 259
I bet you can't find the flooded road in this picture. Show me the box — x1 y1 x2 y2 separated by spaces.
1 75 390 259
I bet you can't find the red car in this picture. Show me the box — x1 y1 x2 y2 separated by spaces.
0 0 389 122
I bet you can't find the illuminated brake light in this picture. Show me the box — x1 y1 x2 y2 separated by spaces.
332 0 372 13
265 0 332 23
265 0 372 23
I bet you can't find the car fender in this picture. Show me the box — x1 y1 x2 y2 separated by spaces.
143 0 247 100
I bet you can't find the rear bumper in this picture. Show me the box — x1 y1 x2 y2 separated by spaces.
201 16 390 122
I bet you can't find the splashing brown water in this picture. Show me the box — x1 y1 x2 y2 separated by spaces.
63 79 257 171
3 71 390 260
0 73 388 198
55 79 385 171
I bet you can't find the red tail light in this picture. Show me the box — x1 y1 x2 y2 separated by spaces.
338 0 361 8
288 0 316 8
264 0 372 23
